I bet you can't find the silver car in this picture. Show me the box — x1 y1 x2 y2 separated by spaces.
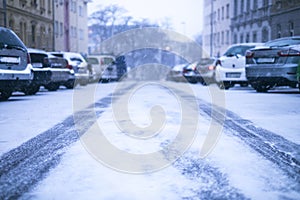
246 37 300 92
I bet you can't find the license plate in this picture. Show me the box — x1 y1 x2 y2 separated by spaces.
0 56 20 64
226 72 241 78
32 63 43 68
257 57 275 63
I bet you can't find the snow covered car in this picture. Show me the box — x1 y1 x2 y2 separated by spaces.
215 43 263 90
86 54 116 82
166 63 187 82
246 37 300 92
49 52 89 86
23 49 76 94
0 27 33 100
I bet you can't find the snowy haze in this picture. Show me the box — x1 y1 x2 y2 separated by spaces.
87 0 204 37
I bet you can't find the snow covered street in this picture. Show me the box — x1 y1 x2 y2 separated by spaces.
0 81 300 200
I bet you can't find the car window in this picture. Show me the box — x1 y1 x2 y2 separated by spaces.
224 46 255 56
265 38 300 47
103 57 114 65
0 28 26 49
30 53 47 63
70 57 83 62
87 58 99 64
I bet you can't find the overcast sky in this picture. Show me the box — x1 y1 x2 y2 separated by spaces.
87 0 204 38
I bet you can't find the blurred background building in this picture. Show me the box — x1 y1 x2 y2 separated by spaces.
202 0 300 58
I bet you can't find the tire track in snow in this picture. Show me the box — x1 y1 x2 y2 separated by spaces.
171 86 300 185
0 95 112 199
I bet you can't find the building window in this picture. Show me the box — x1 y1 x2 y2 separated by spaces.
253 0 258 10
246 33 250 42
252 31 257 42
31 24 36 43
226 4 230 18
233 33 237 44
226 30 230 44
241 0 244 14
218 9 220 21
54 21 59 36
79 6 83 16
221 7 224 20
246 0 251 11
289 21 294 36
221 31 224 44
262 27 269 42
234 0 238 16
79 29 84 40
277 24 281 38
60 22 63 36
240 33 244 43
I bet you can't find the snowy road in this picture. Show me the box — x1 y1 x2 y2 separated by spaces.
0 81 300 200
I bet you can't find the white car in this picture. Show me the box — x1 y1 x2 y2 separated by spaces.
86 54 115 82
214 43 263 89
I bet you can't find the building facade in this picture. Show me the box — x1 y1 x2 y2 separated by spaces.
270 0 300 39
203 0 283 58
1 0 89 54
54 0 89 55
3 0 54 51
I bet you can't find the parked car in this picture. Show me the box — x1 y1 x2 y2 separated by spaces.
26 48 76 93
182 62 202 84
246 36 300 92
86 54 116 82
49 51 89 86
166 63 187 82
196 58 217 85
0 27 33 100
214 43 263 89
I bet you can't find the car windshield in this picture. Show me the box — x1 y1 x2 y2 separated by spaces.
223 45 255 56
265 38 300 47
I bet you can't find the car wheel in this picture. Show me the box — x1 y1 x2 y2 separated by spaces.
218 82 232 90
23 85 40 95
45 83 60 91
64 80 75 89
240 83 249 87
0 90 12 101
253 85 269 93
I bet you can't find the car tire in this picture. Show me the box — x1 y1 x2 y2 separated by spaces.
218 82 232 90
253 85 269 93
0 90 12 101
23 84 40 95
64 80 75 89
45 83 60 91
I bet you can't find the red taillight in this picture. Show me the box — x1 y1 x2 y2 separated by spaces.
66 64 73 70
208 65 215 70
245 51 254 58
278 49 300 57
27 53 31 64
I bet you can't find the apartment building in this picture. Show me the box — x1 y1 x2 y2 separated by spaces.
202 0 281 58
2 0 54 51
54 0 89 54
270 0 300 39
1 0 89 54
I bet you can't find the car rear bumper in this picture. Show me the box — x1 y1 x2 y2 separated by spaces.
246 64 298 84
215 66 247 82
